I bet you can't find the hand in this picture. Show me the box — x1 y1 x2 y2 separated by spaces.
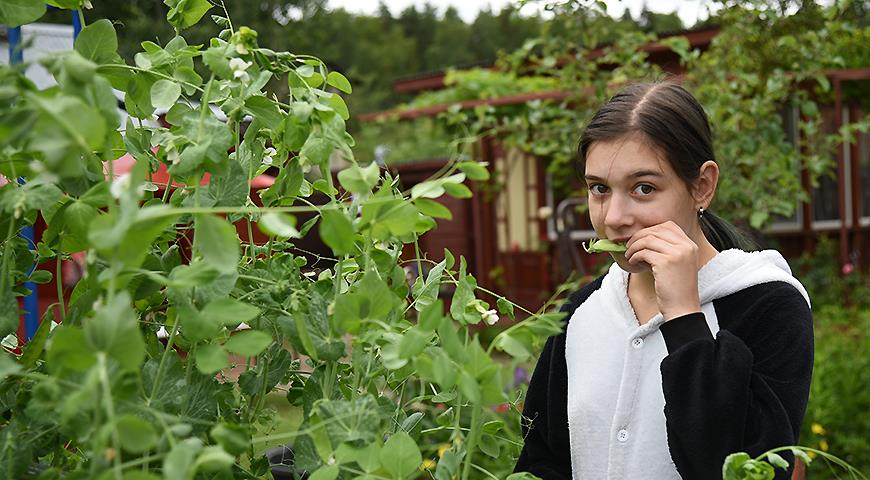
624 221 702 321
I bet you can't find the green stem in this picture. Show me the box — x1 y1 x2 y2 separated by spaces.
322 361 336 400
161 175 173 202
148 321 180 405
218 0 234 33
97 353 123 480
461 405 482 480
246 218 255 259
55 253 65 322
251 353 272 423
0 217 18 312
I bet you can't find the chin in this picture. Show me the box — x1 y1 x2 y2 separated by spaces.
612 254 650 274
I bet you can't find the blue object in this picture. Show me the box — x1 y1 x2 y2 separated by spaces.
7 26 23 64
71 10 81 38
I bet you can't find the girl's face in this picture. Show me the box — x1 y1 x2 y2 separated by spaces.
584 136 703 273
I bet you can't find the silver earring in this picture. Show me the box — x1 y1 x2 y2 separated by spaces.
698 207 705 218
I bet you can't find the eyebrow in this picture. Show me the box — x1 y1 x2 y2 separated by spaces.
584 170 665 182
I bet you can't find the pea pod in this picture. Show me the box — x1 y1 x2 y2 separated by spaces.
582 238 627 254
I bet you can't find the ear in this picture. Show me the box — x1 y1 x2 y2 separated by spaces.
692 160 719 208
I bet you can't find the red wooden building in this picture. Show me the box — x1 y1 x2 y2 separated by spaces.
362 26 870 314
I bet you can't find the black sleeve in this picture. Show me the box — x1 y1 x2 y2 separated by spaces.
514 279 603 479
658 283 814 480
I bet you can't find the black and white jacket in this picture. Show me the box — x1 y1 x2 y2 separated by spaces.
515 249 814 480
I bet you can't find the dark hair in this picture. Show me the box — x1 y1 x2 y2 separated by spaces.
577 82 756 251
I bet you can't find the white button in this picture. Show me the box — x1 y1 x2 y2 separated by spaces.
617 429 629 442
632 337 644 349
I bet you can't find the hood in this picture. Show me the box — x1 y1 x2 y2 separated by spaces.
696 249 811 308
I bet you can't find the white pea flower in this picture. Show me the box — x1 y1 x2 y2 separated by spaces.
483 309 500 326
229 58 252 82
262 147 277 166
110 173 131 199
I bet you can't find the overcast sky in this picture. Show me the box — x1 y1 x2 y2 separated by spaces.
326 0 720 27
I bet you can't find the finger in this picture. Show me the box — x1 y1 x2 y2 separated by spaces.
627 248 666 268
624 233 678 260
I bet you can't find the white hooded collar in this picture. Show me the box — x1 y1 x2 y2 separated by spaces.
610 248 811 310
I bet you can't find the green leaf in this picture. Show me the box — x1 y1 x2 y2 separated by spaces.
309 465 339 480
46 326 97 373
116 414 159 454
224 330 273 357
210 423 249 456
28 269 52 284
497 297 515 320
326 71 352 94
74 19 119 64
244 95 283 127
414 198 452 220
283 115 311 151
194 343 229 374
722 452 752 480
178 303 221 343
324 93 349 120
479 434 500 458
749 210 769 229
165 0 212 30
64 200 98 240
379 431 421 479
457 369 481 404
163 438 203 480
150 79 182 109
20 310 52 368
0 0 45 27
319 209 355 256
0 353 21 382
194 214 240 273
457 161 490 181
337 162 379 195
316 395 383 445
411 180 445 200
194 446 234 472
494 334 533 361
413 259 446 311
259 212 300 238
168 261 221 288
300 135 334 166
201 298 260 326
506 473 543 480
84 291 145 372
398 326 433 359
417 301 445 331
443 182 472 199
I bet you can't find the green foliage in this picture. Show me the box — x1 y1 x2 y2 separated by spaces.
798 304 870 478
393 0 870 231
0 5 567 479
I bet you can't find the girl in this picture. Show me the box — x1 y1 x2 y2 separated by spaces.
514 82 813 480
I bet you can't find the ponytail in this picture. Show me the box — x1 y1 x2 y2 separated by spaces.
700 210 758 252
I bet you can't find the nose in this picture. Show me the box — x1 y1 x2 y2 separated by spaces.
603 194 633 232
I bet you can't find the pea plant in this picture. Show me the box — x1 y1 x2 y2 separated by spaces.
0 2 564 479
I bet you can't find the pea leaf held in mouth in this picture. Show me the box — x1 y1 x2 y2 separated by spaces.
582 238 628 254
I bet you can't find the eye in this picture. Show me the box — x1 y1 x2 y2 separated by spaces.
633 184 655 195
589 184 609 195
